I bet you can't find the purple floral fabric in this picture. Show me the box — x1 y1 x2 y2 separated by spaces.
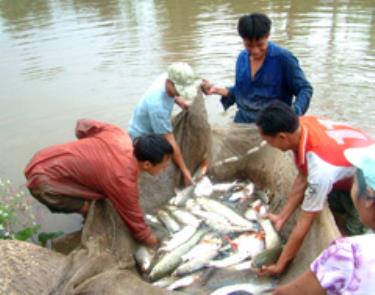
311 234 375 294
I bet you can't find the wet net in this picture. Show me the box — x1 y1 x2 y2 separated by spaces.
0 90 340 294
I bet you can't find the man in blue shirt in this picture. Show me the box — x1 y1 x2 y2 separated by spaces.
202 13 313 123
129 62 200 186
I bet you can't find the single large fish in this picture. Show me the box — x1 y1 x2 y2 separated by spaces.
145 214 169 240
191 209 256 234
159 226 197 252
174 248 220 276
194 176 213 197
149 228 208 281
174 234 222 276
134 246 156 273
192 159 209 183
244 208 258 221
167 206 201 228
157 210 181 233
166 272 202 290
208 233 264 268
169 161 209 207
210 282 274 295
170 185 195 207
181 233 222 262
196 198 259 230
258 218 281 250
152 276 178 288
252 245 283 269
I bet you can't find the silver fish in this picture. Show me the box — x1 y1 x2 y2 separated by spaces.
181 233 222 262
210 282 274 295
174 246 220 276
159 226 197 252
149 228 208 281
212 181 238 192
252 245 283 269
244 182 255 196
167 206 201 228
194 176 213 197
192 159 209 183
208 251 252 269
134 246 156 273
228 191 246 202
191 209 255 234
145 214 161 226
196 198 259 230
208 233 264 268
152 276 178 288
227 259 253 271
157 210 181 233
258 218 281 250
170 185 195 207
166 272 202 290
244 208 258 221
174 234 222 276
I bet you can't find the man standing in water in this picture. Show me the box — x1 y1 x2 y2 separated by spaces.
255 101 373 276
25 119 173 246
128 62 200 186
201 13 313 123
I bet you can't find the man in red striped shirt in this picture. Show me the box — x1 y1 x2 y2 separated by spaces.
25 119 173 246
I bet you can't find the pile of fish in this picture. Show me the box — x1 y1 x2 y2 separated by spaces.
135 169 282 294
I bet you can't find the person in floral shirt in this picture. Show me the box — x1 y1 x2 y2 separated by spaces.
273 144 375 294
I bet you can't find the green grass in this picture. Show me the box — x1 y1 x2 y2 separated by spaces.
0 178 63 245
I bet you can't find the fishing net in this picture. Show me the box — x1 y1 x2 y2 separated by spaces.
0 90 339 294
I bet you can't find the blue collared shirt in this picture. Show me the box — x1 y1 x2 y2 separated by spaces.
221 41 313 123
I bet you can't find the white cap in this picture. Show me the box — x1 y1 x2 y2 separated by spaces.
167 62 200 100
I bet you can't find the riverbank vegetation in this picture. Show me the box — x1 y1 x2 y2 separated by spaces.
0 178 63 246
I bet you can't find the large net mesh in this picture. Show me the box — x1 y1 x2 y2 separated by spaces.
0 90 340 294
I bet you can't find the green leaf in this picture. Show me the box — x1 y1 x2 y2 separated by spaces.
38 231 64 247
14 225 41 241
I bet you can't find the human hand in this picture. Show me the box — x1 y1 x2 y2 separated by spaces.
143 233 159 247
183 171 194 187
263 213 285 232
200 79 216 95
255 263 284 277
174 96 191 110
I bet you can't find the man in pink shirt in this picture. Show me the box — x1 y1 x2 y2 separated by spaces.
25 119 173 246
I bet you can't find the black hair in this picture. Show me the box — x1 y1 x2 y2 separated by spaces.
133 134 173 165
256 101 299 136
238 13 271 40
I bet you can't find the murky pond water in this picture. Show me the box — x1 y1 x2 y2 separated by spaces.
0 0 374 232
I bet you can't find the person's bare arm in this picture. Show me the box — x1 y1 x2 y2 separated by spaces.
268 172 307 231
164 133 193 185
201 79 229 96
273 270 325 295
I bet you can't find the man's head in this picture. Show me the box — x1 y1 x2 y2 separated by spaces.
133 134 173 176
238 13 271 60
345 144 375 229
167 62 199 100
256 101 300 151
